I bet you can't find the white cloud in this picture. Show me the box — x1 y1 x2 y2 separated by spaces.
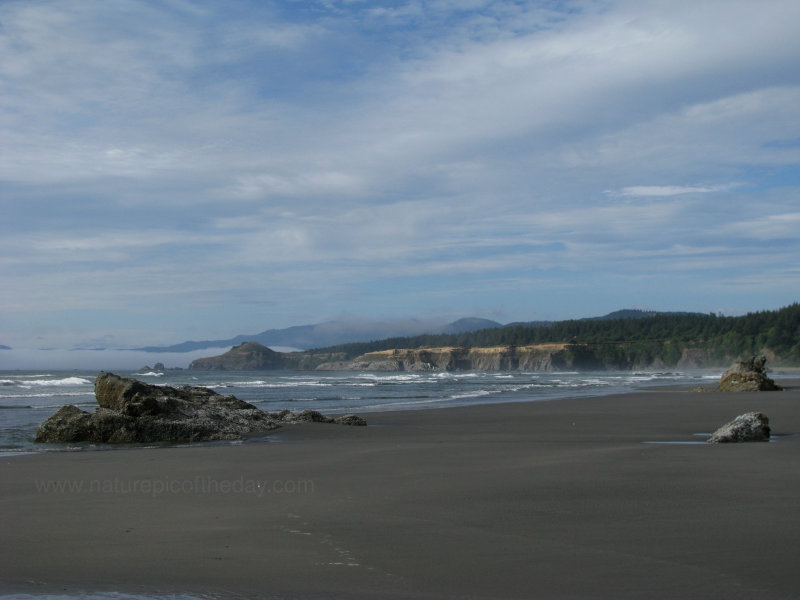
606 184 739 198
1 0 800 347
231 170 367 200
556 85 800 176
720 212 800 240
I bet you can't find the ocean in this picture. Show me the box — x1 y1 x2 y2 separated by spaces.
0 368 725 456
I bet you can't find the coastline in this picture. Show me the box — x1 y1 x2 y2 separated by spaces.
2 384 800 599
0 369 727 456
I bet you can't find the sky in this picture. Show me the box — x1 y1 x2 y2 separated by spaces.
2 0 800 365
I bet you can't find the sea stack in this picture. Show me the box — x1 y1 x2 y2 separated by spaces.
716 356 781 392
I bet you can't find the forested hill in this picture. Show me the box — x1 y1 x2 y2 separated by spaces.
310 304 800 365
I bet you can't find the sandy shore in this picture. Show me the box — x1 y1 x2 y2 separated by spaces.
2 383 800 599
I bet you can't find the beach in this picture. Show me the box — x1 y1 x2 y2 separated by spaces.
2 384 799 599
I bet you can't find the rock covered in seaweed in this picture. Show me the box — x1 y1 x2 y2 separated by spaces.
708 412 771 443
282 409 367 426
334 414 368 426
35 372 279 444
716 356 781 392
35 372 366 445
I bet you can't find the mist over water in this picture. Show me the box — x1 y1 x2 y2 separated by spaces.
0 369 725 455
0 348 231 371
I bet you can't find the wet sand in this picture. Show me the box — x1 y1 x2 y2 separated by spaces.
2 384 800 599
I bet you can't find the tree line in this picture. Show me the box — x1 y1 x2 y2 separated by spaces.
309 303 800 366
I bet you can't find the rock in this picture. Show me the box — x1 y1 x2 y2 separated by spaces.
35 372 368 444
294 409 335 423
267 409 367 426
717 355 782 392
335 414 367 426
34 405 96 442
34 405 144 444
269 409 295 422
708 412 771 443
36 372 279 444
189 342 288 370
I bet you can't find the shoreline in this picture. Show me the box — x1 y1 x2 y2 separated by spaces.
2 369 730 457
3 385 800 598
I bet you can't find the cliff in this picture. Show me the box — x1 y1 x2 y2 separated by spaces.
316 344 730 372
316 345 572 372
189 342 730 372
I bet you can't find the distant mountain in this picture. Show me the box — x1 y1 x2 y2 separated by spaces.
507 309 703 328
503 320 554 328
589 309 702 320
135 317 503 353
135 310 701 354
440 318 502 334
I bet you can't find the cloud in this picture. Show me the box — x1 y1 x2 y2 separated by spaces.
231 170 367 200
605 184 740 198
1 0 799 348
720 212 800 240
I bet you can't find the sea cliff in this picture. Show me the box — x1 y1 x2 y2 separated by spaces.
189 341 729 372
181 304 800 371
316 344 570 372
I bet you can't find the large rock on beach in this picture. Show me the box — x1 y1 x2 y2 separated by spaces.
36 372 278 444
35 372 366 444
716 355 781 392
708 412 771 443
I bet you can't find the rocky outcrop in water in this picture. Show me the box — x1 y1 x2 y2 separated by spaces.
35 372 366 444
708 412 771 443
189 342 343 371
717 356 782 392
189 342 288 370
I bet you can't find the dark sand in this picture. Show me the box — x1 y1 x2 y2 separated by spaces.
3 384 800 599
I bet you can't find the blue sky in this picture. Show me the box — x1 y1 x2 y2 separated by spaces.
2 0 800 358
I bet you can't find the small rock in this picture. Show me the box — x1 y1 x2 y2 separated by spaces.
335 414 367 426
708 412 771 443
294 409 334 423
269 409 294 421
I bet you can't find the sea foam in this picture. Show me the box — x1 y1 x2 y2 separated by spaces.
24 377 92 387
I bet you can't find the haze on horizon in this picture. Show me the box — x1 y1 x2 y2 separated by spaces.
2 0 799 363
